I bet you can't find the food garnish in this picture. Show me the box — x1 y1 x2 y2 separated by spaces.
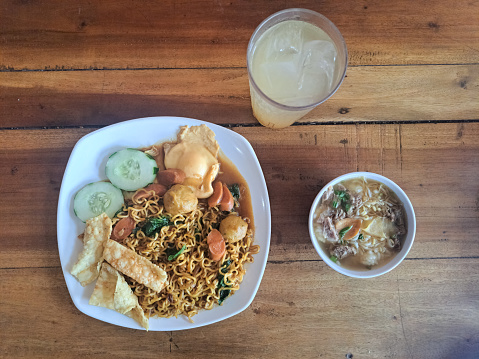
207 229 226 262
228 184 241 200
338 225 353 240
164 125 220 198
142 216 171 237
208 181 224 207
219 214 248 243
106 148 158 191
132 183 167 202
103 239 168 293
156 168 186 186
219 183 234 212
89 262 149 330
217 260 233 304
166 245 187 261
111 217 136 240
73 182 124 222
70 213 112 286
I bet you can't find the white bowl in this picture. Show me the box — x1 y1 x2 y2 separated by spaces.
308 172 416 278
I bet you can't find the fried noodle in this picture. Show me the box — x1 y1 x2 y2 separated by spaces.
112 189 259 321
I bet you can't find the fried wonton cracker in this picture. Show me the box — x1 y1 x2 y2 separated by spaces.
126 305 149 331
89 262 149 330
103 239 168 293
177 124 220 157
71 213 112 286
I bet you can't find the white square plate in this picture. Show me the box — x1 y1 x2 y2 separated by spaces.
57 116 271 331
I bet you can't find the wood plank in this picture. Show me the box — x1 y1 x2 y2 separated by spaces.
0 65 477 128
1 259 478 358
240 123 479 262
1 0 478 70
1 122 478 268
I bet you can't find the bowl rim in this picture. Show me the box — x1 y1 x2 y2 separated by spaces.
308 172 416 278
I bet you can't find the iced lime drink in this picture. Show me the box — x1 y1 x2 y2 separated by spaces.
247 9 347 129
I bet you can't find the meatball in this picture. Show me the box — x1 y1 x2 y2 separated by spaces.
219 214 248 243
163 184 198 215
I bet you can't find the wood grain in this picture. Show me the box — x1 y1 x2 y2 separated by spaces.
1 0 478 70
1 123 478 268
242 123 479 261
1 259 478 358
0 64 477 128
1 0 478 357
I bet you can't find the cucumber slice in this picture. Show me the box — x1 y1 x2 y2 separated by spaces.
105 149 158 191
73 181 124 222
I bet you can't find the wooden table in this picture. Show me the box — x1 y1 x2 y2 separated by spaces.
1 1 478 358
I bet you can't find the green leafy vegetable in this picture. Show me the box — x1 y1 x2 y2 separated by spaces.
338 225 353 240
228 184 241 200
167 244 186 261
221 259 232 274
330 255 338 263
358 233 364 240
143 216 171 236
219 288 231 304
217 259 232 288
332 189 351 211
217 259 233 304
334 190 350 201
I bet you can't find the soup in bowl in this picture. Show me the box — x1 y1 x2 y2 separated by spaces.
308 172 416 278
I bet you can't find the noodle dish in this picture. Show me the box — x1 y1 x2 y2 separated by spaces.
309 172 415 278
57 117 270 330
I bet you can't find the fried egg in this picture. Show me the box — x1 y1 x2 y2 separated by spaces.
164 125 220 198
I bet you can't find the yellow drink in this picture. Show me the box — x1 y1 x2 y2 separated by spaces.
247 9 347 129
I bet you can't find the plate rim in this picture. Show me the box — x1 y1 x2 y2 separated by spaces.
57 116 271 330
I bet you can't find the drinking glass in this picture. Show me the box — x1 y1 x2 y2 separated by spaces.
247 8 348 129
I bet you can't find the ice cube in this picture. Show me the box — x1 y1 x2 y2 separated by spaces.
264 22 304 62
300 40 337 89
257 61 300 100
297 68 332 104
